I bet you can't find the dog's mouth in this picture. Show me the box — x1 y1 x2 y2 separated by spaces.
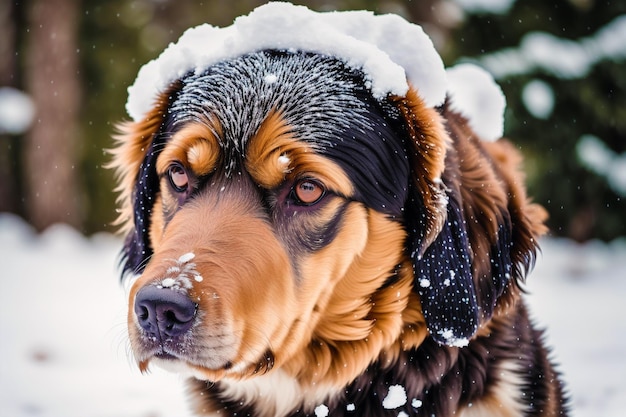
137 340 276 381
133 325 244 373
135 337 194 372
152 349 181 362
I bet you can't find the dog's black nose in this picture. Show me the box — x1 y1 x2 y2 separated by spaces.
134 286 196 339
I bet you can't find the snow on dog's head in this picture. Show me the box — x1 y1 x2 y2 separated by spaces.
127 2 448 119
126 3 506 142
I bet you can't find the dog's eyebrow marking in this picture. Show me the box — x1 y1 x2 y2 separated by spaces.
156 120 222 177
245 110 297 189
246 110 353 196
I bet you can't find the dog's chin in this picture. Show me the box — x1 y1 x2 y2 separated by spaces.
141 353 270 382
141 355 224 380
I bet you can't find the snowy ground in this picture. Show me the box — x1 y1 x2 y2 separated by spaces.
0 213 624 417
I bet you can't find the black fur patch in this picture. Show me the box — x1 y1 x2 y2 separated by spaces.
413 193 479 346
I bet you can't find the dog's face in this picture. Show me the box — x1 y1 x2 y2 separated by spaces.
112 50 545 389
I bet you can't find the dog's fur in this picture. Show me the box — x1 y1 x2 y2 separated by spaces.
111 50 567 416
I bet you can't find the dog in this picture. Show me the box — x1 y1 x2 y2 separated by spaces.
110 4 567 417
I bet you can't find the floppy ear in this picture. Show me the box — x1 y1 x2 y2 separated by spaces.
413 189 479 346
393 89 478 346
395 90 544 346
108 85 180 277
119 137 164 275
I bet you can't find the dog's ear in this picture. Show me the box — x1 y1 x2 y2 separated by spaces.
395 89 545 346
393 89 477 346
412 189 479 346
108 86 179 277
119 136 163 276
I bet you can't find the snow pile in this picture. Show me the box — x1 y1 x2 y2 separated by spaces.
157 252 204 291
436 328 470 348
126 2 447 121
446 63 506 141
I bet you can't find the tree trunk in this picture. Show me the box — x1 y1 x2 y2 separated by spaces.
0 1 19 213
23 0 83 230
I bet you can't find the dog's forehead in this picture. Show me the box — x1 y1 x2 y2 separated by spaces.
161 50 410 216
167 51 380 154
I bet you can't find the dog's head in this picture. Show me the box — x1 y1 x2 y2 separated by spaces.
110 10 546 392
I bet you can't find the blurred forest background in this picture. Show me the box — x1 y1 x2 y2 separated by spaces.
1 0 625 241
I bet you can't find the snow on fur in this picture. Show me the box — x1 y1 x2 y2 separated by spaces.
382 384 408 409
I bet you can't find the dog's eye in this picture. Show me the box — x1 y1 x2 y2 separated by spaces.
167 163 189 192
293 179 325 205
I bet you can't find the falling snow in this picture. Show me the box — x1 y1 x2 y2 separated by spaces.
3 4 623 417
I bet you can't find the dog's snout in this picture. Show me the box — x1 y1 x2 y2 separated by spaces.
134 286 196 339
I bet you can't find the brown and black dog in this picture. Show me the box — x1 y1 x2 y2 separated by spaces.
110 47 567 416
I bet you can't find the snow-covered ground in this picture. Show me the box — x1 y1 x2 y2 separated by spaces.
0 212 624 417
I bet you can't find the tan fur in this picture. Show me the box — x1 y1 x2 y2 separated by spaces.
245 111 354 196
156 121 223 177
244 110 297 189
283 212 428 389
392 87 450 253
482 139 549 239
458 360 526 417
199 369 337 417
129 186 297 380
107 85 180 235
148 195 165 250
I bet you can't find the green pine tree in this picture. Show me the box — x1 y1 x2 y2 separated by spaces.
447 0 626 241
